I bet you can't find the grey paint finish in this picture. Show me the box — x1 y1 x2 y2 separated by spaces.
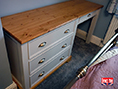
0 19 12 89
79 0 112 39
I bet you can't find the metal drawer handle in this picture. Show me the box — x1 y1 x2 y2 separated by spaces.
38 58 45 64
38 42 46 47
38 71 45 77
64 29 70 33
62 43 67 48
87 14 91 17
60 56 65 60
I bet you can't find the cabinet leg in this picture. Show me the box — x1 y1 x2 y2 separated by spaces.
66 56 72 63
86 9 101 43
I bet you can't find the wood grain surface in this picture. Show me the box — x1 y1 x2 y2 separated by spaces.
1 0 103 44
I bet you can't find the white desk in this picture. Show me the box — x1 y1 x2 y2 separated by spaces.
1 0 103 89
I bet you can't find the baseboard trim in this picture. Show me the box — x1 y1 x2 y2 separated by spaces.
76 29 103 47
12 75 23 89
5 82 17 89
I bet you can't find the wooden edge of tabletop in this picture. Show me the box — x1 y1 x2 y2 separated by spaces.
1 0 103 44
12 56 72 89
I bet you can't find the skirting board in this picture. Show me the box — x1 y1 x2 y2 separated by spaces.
76 29 103 47
5 82 17 89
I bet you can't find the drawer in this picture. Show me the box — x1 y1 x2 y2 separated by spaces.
30 49 70 86
29 36 73 74
78 10 97 24
28 20 75 59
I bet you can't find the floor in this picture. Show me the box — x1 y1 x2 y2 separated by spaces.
36 36 101 89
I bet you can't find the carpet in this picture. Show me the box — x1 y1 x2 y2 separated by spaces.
35 36 101 89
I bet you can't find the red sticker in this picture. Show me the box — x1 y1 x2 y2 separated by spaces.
101 77 113 86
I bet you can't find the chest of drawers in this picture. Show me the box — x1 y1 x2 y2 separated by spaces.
2 0 103 89
4 20 77 89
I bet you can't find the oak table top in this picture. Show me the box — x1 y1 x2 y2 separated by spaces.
1 0 103 44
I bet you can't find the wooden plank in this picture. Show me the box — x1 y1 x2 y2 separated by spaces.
1 0 103 44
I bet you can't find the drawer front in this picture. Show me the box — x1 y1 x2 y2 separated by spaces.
30 49 70 86
78 10 97 24
29 36 73 74
28 21 75 59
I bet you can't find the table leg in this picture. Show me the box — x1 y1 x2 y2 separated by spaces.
86 9 101 43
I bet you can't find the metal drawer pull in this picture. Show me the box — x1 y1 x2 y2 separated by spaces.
62 43 67 48
38 58 45 64
87 13 91 17
60 56 65 60
38 71 45 77
38 42 46 47
64 29 70 33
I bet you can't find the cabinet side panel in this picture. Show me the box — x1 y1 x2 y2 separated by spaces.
4 33 24 87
